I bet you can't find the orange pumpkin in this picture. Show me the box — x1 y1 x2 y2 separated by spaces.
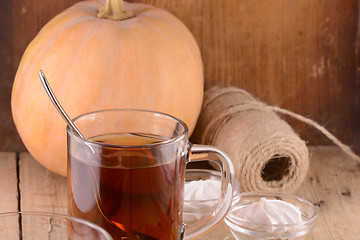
11 0 203 176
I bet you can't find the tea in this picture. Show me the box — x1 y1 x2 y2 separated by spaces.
68 133 186 240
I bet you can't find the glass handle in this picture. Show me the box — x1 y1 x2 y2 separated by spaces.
184 144 235 239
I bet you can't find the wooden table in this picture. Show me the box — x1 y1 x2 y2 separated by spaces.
0 146 359 239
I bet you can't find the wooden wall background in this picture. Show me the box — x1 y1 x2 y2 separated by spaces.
1 0 359 153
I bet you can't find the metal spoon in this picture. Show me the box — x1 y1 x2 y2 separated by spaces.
39 70 85 139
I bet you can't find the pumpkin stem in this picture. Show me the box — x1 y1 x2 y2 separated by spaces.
97 0 135 21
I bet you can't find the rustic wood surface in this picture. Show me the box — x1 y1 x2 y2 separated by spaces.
0 146 359 239
19 152 68 213
1 0 359 154
0 153 19 239
0 152 18 213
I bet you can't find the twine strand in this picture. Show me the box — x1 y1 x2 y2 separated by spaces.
269 106 360 163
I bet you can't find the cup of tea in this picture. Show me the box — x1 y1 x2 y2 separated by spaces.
67 109 234 239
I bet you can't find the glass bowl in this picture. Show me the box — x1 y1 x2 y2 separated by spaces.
183 169 240 224
0 211 112 239
224 192 317 240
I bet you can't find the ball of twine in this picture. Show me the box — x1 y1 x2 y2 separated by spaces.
192 86 360 193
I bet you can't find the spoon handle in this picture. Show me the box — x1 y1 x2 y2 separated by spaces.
39 70 85 139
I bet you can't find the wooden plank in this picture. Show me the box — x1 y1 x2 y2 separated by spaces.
0 152 18 212
296 146 360 240
0 152 19 238
19 152 68 213
18 152 68 238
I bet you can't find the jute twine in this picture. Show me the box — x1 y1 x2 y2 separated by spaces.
192 86 360 193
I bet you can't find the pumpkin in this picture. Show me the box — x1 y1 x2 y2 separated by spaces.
11 0 203 176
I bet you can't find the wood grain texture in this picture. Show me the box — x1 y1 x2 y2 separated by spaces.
0 153 19 239
19 152 68 213
295 146 360 240
0 152 18 212
1 0 359 154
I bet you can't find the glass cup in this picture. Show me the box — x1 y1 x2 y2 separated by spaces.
0 211 112 239
67 109 234 240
